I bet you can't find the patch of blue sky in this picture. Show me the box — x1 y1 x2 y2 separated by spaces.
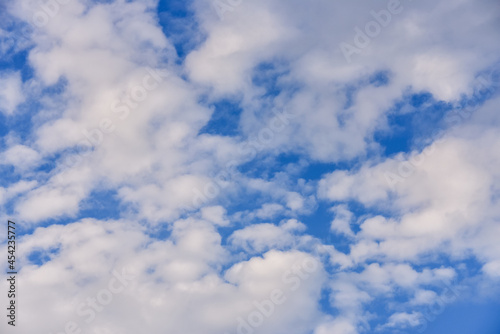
12 189 124 238
0 13 33 59
415 300 500 334
235 152 362 184
235 152 297 181
375 92 453 156
252 60 296 98
342 70 392 110
144 224 171 241
345 255 489 332
318 288 339 318
201 61 296 137
232 152 398 254
0 11 33 53
367 297 413 332
369 276 482 334
302 159 365 181
217 191 295 240
318 262 478 331
375 67 499 159
0 112 11 147
92 0 116 4
157 0 203 61
1 77 68 149
199 99 243 136
27 246 60 266
201 71 396 180
78 189 124 221
0 33 35 145
369 70 391 87
302 200 394 256
298 201 342 246
1 102 37 145
0 49 32 78
341 83 358 110
212 224 235 249
32 156 58 175
453 69 499 113
224 188 282 221
0 165 19 187
2 151 63 191
410 252 484 278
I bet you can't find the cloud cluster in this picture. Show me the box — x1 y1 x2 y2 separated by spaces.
1 217 325 334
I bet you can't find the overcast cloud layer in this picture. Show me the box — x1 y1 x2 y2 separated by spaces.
1 0 500 333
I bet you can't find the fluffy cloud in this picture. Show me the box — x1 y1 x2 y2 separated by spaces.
229 219 307 253
319 94 500 265
0 71 24 115
1 217 326 334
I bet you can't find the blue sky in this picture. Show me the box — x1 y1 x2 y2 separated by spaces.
1 0 500 333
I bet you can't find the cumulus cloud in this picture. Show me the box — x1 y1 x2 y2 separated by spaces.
0 71 24 115
229 219 307 253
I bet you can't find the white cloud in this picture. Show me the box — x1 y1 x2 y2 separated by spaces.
330 205 355 237
0 180 37 206
229 219 307 253
1 144 41 171
319 94 500 266
0 71 24 114
201 205 230 226
1 218 326 334
383 311 422 329
483 261 500 278
410 289 438 306
314 317 359 334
